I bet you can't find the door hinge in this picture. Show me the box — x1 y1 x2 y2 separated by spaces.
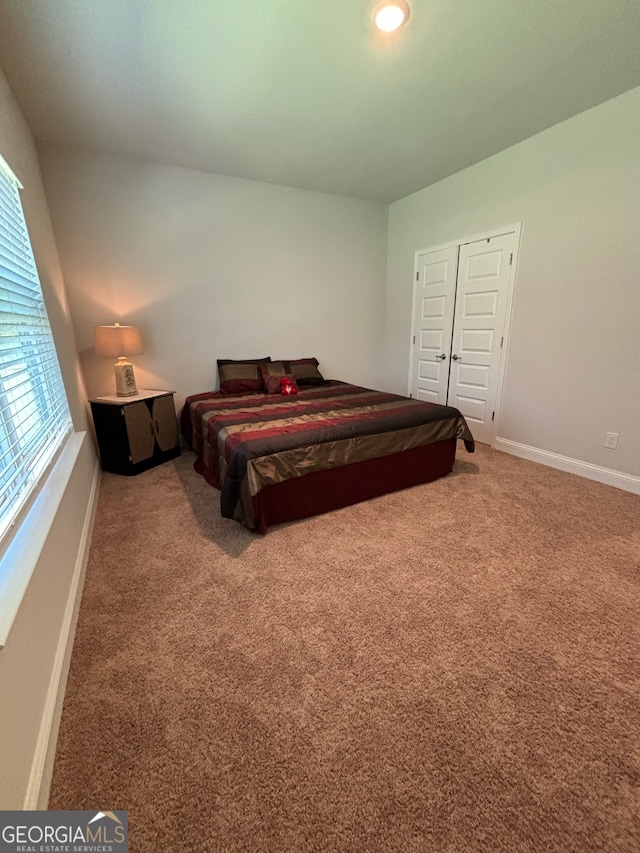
491 412 495 422
416 271 419 281
500 336 504 348
413 335 416 344
509 253 513 265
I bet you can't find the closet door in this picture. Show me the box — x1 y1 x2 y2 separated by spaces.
447 233 514 443
410 246 458 404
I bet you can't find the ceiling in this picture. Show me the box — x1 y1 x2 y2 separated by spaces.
0 0 639 203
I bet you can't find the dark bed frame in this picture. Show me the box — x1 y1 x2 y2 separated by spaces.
194 437 457 533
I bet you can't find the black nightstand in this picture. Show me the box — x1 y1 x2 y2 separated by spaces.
89 389 181 475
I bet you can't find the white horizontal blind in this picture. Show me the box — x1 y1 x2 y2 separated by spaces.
0 156 72 542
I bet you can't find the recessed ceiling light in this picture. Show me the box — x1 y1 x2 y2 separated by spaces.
374 1 410 32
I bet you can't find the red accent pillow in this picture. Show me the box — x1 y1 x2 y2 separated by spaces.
279 375 299 395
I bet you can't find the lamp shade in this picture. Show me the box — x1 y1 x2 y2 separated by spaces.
94 324 143 358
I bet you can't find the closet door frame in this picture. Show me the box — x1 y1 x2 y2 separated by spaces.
408 222 521 446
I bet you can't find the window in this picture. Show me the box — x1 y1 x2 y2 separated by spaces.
0 154 72 543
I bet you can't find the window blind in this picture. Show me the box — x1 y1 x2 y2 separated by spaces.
0 155 72 543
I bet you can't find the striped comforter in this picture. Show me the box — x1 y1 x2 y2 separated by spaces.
183 381 474 529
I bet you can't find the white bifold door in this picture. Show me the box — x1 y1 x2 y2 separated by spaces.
410 231 516 444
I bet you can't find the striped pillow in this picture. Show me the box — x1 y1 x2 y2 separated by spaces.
278 358 325 386
217 358 271 395
258 361 287 394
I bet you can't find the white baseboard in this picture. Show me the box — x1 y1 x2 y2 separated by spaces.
23 456 101 810
494 438 640 495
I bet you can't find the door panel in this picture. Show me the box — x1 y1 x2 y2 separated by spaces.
411 246 458 404
459 328 494 353
451 394 487 424
457 363 490 390
463 290 498 316
447 233 514 443
124 402 155 463
152 395 179 452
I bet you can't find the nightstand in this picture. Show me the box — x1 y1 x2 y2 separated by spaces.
89 389 181 475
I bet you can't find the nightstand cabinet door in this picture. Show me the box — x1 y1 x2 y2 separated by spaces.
90 392 181 475
123 402 155 463
152 395 179 451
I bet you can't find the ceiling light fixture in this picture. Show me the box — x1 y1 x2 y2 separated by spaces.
373 1 410 32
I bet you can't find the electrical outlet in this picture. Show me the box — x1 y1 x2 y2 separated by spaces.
604 432 619 449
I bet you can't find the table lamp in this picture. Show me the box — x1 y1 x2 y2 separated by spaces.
94 323 143 396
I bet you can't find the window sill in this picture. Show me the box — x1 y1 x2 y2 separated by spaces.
0 432 86 650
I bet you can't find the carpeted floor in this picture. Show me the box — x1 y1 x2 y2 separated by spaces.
49 443 640 853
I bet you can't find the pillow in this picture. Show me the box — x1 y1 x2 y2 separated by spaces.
278 358 325 386
279 375 299 395
258 361 287 394
217 357 271 395
217 357 271 367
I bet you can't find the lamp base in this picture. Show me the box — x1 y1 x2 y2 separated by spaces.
114 358 138 396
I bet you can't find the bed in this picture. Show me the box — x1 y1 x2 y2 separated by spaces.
181 375 474 533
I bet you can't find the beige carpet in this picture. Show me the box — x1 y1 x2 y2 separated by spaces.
49 444 640 853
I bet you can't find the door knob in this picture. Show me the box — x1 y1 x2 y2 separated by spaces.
452 353 461 361
435 353 446 360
